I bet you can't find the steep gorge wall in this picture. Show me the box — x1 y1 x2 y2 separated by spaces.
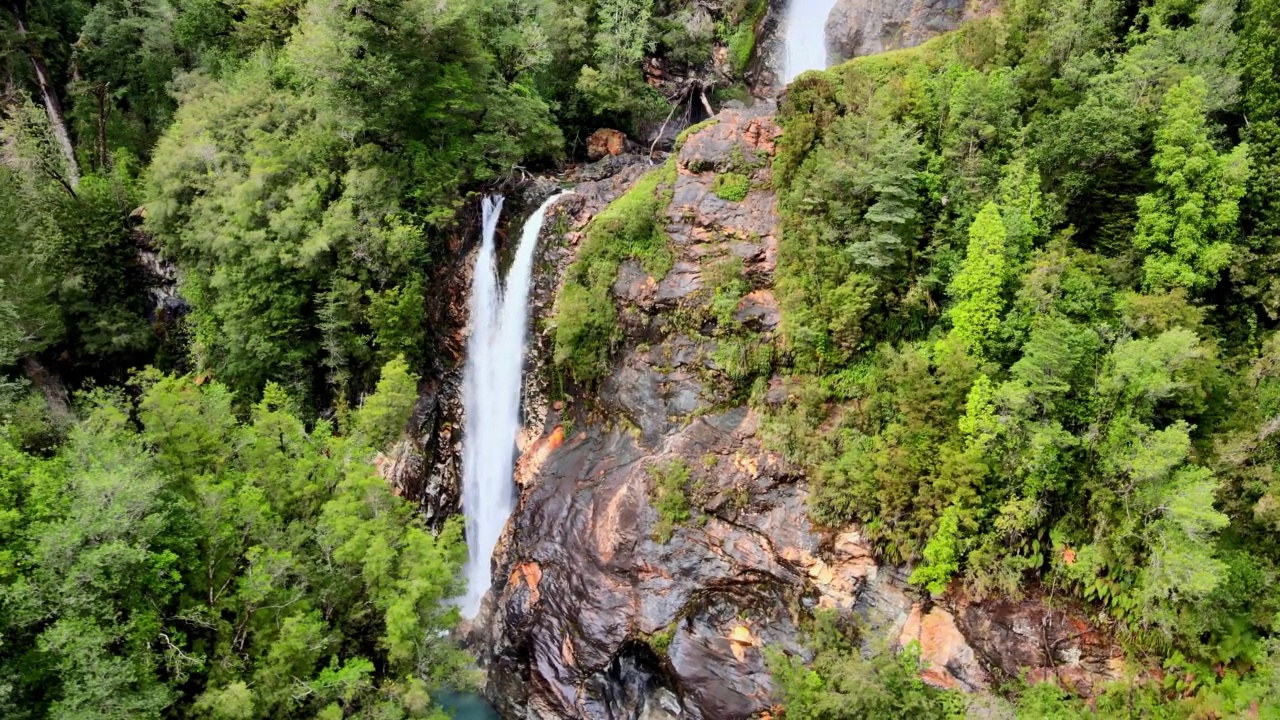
479 107 1122 719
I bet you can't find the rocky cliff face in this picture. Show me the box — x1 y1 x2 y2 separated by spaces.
480 106 1124 718
750 0 998 93
824 0 999 63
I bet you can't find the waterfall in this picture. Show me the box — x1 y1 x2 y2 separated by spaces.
782 0 839 83
459 192 566 619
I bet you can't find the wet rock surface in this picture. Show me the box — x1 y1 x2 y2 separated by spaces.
378 214 477 524
488 408 818 719
482 105 1123 718
952 593 1125 696
825 0 998 62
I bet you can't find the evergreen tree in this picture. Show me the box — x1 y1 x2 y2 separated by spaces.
948 202 1008 358
1133 76 1250 292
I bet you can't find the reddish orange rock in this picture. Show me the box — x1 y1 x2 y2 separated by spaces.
586 128 628 160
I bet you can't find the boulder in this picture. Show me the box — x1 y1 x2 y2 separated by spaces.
899 604 990 691
587 128 631 160
952 594 1126 696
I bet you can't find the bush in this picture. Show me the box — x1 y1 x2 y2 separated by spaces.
712 172 751 202
648 458 692 543
767 611 964 719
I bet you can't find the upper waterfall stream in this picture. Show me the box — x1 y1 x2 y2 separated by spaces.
782 0 839 82
459 192 565 619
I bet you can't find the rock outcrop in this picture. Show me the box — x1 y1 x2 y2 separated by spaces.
481 104 1121 718
824 0 998 64
587 129 633 161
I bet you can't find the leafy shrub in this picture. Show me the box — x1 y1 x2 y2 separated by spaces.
767 611 964 719
648 458 692 543
712 172 751 202
649 628 673 656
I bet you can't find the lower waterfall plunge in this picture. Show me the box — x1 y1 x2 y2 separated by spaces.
459 192 566 619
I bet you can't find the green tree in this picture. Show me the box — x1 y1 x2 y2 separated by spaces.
948 202 1008 358
0 359 468 719
1133 76 1250 291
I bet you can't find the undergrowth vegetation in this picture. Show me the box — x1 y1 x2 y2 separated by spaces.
648 457 693 543
712 171 751 201
552 161 676 383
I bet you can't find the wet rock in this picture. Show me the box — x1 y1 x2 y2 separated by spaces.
951 594 1125 696
825 0 998 63
638 114 693 154
613 260 657 310
667 587 801 717
130 221 189 326
747 0 788 94
677 105 779 175
603 336 711 445
569 154 652 183
564 164 656 223
20 357 72 428
900 604 991 692
732 290 780 331
654 261 703 306
487 408 816 719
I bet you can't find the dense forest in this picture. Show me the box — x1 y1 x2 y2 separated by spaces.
0 0 760 715
761 0 1280 715
4 0 1280 715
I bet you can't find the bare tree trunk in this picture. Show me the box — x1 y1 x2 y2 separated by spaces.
9 1 79 189
699 89 715 120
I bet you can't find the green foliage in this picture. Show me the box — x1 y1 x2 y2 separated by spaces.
768 0 1280 687
1016 652 1280 719
648 457 692 543
1238 0 1280 318
0 360 468 719
352 354 419 449
767 612 964 719
1133 76 1250 291
146 20 562 400
908 504 964 595
711 171 751 202
648 628 673 656
552 165 674 383
722 0 766 74
776 101 924 370
948 203 1007 358
0 108 154 376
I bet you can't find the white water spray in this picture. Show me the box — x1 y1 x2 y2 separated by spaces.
782 0 839 83
459 192 566 618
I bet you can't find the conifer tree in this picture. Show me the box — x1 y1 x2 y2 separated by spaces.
1133 76 1250 291
948 202 1008 358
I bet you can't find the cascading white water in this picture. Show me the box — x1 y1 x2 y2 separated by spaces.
459 192 566 619
782 0 840 83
